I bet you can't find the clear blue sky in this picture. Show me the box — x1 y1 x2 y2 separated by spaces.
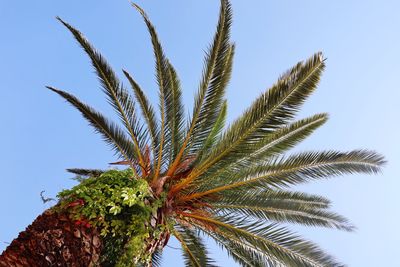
1 0 399 266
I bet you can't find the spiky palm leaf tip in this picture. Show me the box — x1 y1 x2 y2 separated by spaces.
48 0 385 266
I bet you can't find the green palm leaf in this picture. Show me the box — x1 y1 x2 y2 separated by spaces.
173 52 326 192
167 0 233 176
189 43 235 155
211 188 351 231
201 227 273 267
66 168 105 177
56 18 145 171
214 203 353 231
196 100 228 162
183 214 343 267
237 150 384 189
203 52 325 169
184 150 384 201
132 4 174 179
167 62 185 163
47 86 137 171
194 113 328 191
152 249 163 267
123 70 159 167
173 228 216 267
216 189 331 210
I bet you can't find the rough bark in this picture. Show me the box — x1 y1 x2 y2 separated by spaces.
0 209 102 267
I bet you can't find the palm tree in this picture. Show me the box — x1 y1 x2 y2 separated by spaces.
0 0 384 266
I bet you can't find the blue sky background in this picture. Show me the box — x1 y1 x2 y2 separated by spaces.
0 0 399 266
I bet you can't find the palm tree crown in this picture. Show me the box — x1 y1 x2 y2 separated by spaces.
47 0 384 266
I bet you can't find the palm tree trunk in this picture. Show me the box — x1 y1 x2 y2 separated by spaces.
0 209 102 267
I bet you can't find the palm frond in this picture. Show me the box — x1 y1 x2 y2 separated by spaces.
132 4 173 180
183 150 384 200
182 213 342 267
240 149 384 189
167 62 185 163
152 249 163 267
214 189 331 210
196 100 228 162
56 17 145 171
172 52 326 193
237 113 328 167
66 168 105 177
47 86 137 171
123 70 160 166
190 43 235 155
167 0 232 176
195 113 328 191
213 204 353 231
201 52 324 172
201 226 271 267
173 228 215 267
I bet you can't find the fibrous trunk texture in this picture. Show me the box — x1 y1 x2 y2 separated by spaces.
0 209 102 267
145 206 170 258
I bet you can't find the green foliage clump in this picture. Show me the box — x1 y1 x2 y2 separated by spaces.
57 169 157 266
